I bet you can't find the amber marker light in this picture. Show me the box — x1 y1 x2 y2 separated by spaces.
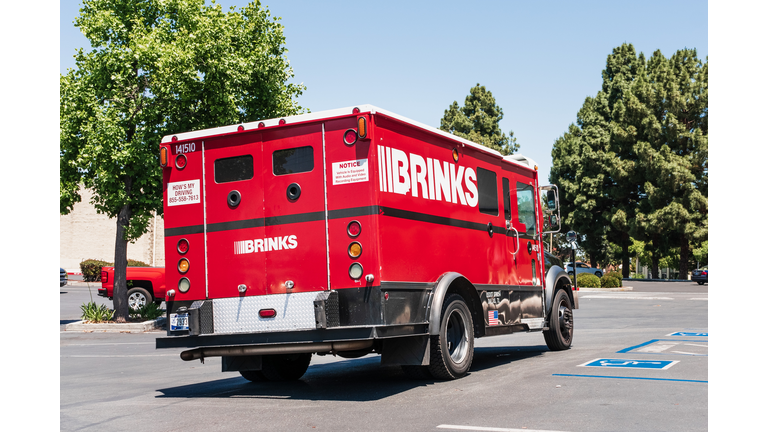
452 148 459 163
178 258 190 274
160 147 168 167
348 242 362 259
357 117 367 139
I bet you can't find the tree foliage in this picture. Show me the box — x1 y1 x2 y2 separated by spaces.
60 0 305 321
550 44 707 278
440 84 519 155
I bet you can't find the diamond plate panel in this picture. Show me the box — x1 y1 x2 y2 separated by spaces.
213 292 319 334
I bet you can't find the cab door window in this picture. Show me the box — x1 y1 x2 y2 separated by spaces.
515 182 537 236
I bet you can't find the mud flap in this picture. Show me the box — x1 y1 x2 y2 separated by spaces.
380 335 430 366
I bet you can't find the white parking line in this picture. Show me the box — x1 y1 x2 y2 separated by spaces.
581 295 673 300
689 298 708 300
437 426 568 432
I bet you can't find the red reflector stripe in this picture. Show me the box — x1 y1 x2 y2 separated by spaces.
259 309 277 318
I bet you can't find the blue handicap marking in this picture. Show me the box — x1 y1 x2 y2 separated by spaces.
580 358 679 370
667 332 708 337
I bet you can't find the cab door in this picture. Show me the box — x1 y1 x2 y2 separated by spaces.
510 175 544 319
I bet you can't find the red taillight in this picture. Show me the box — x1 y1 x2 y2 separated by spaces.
101 271 108 283
177 238 189 254
703 271 708 275
347 220 361 237
259 309 277 318
175 154 187 169
343 129 358 145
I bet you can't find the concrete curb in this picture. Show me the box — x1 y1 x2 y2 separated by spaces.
65 317 166 333
578 286 634 292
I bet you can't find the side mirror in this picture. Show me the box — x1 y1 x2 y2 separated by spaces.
546 190 557 211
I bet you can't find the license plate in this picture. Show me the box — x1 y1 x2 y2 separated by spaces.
170 313 189 331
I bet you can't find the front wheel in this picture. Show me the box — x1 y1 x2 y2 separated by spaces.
428 294 474 380
697 281 705 285
543 289 574 351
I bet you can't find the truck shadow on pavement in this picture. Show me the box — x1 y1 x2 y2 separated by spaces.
155 345 546 402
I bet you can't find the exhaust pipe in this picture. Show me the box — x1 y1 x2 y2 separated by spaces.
180 340 373 361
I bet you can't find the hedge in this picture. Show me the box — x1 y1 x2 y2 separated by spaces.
575 273 601 288
79 259 150 282
601 275 622 288
605 271 623 286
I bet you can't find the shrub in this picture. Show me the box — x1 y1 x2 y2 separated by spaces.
601 275 621 288
130 302 165 321
575 273 601 288
80 259 112 282
80 258 151 282
630 273 644 279
81 301 114 323
605 271 623 286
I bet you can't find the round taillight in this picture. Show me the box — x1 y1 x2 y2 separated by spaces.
175 154 187 169
258 122 265 128
177 238 189 254
349 263 363 280
452 148 459 163
279 118 287 125
343 129 358 145
347 220 361 237
178 278 190 293
348 242 362 259
178 258 190 274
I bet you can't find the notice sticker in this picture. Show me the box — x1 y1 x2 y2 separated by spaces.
332 159 369 185
168 180 201 206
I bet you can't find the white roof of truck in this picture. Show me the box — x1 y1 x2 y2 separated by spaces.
161 104 538 170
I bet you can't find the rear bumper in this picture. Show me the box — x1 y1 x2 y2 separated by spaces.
691 275 707 283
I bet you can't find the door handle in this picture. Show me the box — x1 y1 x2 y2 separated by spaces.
508 226 519 255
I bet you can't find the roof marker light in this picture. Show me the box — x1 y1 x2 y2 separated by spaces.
258 122 265 128
279 118 287 125
352 107 360 114
238 125 244 132
171 136 178 142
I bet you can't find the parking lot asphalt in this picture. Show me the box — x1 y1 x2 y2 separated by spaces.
60 281 708 431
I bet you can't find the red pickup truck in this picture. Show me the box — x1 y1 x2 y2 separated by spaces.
99 267 167 309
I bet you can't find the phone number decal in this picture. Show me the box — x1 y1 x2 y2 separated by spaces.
168 180 201 206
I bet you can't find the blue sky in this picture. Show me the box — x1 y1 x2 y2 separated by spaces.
60 0 708 185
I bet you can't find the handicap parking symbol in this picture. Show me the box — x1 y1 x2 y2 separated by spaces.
579 358 679 370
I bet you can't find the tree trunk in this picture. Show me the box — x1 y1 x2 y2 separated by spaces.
679 236 690 281
113 178 133 322
651 255 660 279
622 241 630 279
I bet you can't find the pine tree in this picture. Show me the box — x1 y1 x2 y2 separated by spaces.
440 84 519 155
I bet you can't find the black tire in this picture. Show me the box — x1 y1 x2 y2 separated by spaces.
240 370 267 382
260 353 312 381
595 271 603 278
401 365 432 380
428 293 474 380
127 287 152 310
697 281 705 285
544 289 574 351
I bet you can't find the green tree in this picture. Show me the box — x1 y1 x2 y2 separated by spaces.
550 44 707 279
60 0 305 321
440 84 519 155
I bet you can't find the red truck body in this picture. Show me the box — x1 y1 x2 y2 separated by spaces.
155 105 575 380
99 266 167 307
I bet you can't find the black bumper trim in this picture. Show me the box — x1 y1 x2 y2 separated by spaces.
156 324 428 350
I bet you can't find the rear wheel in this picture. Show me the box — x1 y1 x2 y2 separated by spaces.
127 287 151 310
543 289 574 351
428 294 474 380
697 281 705 285
239 370 266 382
595 271 603 278
261 353 312 381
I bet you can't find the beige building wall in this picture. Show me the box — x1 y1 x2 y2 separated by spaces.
60 186 165 272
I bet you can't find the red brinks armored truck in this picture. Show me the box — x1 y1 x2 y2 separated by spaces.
155 105 575 381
